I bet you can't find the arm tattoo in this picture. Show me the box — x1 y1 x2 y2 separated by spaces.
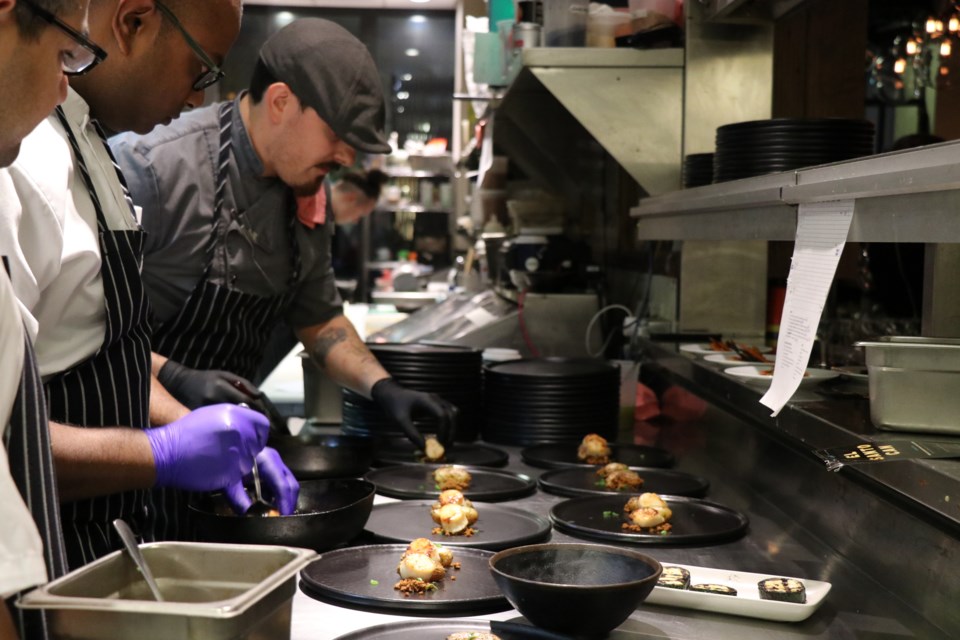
311 327 348 368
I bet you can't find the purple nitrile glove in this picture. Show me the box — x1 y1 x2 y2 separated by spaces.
145 404 269 491
224 447 300 515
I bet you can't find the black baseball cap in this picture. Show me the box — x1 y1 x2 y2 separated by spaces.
259 18 391 154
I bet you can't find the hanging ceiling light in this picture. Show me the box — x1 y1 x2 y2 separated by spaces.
880 3 960 95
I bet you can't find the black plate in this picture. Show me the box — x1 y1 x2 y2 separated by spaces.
483 381 619 395
717 118 874 132
299 544 508 615
549 494 748 545
483 428 619 442
482 434 616 448
365 465 537 501
483 412 618 426
332 619 581 640
485 357 619 379
521 442 675 469
537 466 709 499
374 441 509 468
716 133 875 145
380 371 481 381
379 370 483 381
485 394 618 408
364 500 551 551
369 343 481 356
715 151 871 163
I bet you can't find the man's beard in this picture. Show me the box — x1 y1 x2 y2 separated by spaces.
290 164 339 196
291 177 326 197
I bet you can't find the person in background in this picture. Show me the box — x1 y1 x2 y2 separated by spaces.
331 168 388 225
330 168 389 284
0 0 284 572
255 168 389 385
111 19 457 451
0 1 91 636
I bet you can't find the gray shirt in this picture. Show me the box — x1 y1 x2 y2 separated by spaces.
110 98 342 330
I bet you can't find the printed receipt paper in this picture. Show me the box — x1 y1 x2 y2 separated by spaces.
760 200 854 416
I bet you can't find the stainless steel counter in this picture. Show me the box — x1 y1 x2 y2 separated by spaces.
289 397 955 639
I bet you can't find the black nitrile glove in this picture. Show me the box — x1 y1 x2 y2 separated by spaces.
158 359 262 410
370 377 458 448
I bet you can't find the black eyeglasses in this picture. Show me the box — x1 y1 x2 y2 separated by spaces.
154 1 225 91
20 0 107 76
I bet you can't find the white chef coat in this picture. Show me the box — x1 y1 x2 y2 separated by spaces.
0 88 141 378
0 271 47 599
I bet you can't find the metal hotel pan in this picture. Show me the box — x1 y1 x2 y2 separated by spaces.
857 337 960 434
17 542 316 640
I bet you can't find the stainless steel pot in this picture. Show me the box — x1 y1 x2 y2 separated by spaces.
301 352 342 423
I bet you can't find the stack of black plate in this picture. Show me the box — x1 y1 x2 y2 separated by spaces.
483 358 619 445
341 344 482 442
713 118 875 183
683 153 714 188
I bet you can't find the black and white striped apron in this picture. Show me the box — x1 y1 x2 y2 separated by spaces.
3 283 68 639
46 108 156 569
151 100 301 381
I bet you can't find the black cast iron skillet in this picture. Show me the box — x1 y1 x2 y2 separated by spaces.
188 478 375 551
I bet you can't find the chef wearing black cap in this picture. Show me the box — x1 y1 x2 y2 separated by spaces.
111 18 457 455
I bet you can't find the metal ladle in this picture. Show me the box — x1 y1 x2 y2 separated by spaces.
246 458 277 516
237 400 276 516
112 519 164 602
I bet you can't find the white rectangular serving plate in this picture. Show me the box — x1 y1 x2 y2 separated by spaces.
645 563 831 622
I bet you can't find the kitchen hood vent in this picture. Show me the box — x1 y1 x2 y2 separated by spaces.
494 48 684 197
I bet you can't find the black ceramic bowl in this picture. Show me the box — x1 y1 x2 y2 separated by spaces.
489 543 662 637
188 478 375 551
268 432 374 479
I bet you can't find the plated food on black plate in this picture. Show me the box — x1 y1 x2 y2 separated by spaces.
394 538 458 595
364 500 551 551
329 620 542 640
435 465 471 491
365 464 536 501
300 543 508 615
522 434 674 470
374 438 509 468
549 493 748 545
430 490 480 537
538 465 709 499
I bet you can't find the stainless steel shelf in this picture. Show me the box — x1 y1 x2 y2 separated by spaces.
382 168 448 179
521 47 684 68
631 139 960 242
375 203 452 214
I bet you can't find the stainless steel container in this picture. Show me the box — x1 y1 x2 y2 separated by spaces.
512 22 542 48
301 351 342 424
857 336 960 434
17 542 316 640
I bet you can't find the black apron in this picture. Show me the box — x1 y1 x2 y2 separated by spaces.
3 320 69 640
46 108 156 569
151 101 301 381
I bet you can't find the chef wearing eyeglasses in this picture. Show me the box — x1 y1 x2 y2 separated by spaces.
1 2 99 637
0 0 284 571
